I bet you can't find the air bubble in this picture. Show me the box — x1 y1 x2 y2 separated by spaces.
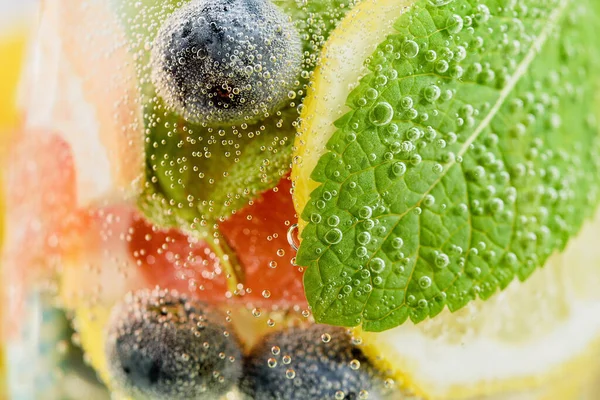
324 228 343 244
400 96 414 110
410 154 422 165
435 253 450 268
356 247 368 257
450 65 464 79
387 123 399 135
429 0 455 5
401 40 420 58
327 215 340 227
357 232 372 245
419 276 432 288
369 102 394 126
407 127 421 141
447 14 464 33
287 224 300 251
375 74 388 86
455 46 467 61
425 50 437 62
435 60 449 73
424 85 441 102
370 258 386 273
423 194 435 207
358 206 373 219
505 252 518 265
285 369 296 379
441 90 454 101
474 4 491 24
365 88 379 100
489 198 505 214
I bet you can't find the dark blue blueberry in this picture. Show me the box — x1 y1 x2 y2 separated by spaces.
105 288 242 399
241 324 392 400
151 0 302 126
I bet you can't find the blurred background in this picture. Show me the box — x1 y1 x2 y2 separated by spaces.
0 0 39 397
0 0 36 132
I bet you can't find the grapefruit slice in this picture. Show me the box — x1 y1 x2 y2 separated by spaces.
129 176 304 307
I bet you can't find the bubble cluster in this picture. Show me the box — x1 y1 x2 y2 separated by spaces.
240 325 391 399
151 0 302 126
104 288 242 399
296 0 600 329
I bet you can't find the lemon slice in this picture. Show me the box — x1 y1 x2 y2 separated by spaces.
291 0 600 398
291 0 411 231
360 212 600 399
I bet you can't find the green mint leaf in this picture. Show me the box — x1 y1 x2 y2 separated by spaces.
138 100 298 227
110 0 355 227
297 0 600 331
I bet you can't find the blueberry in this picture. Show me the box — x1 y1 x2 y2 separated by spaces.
104 288 242 399
241 324 391 400
151 0 302 126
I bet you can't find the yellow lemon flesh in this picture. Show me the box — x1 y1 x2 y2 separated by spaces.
291 1 600 398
